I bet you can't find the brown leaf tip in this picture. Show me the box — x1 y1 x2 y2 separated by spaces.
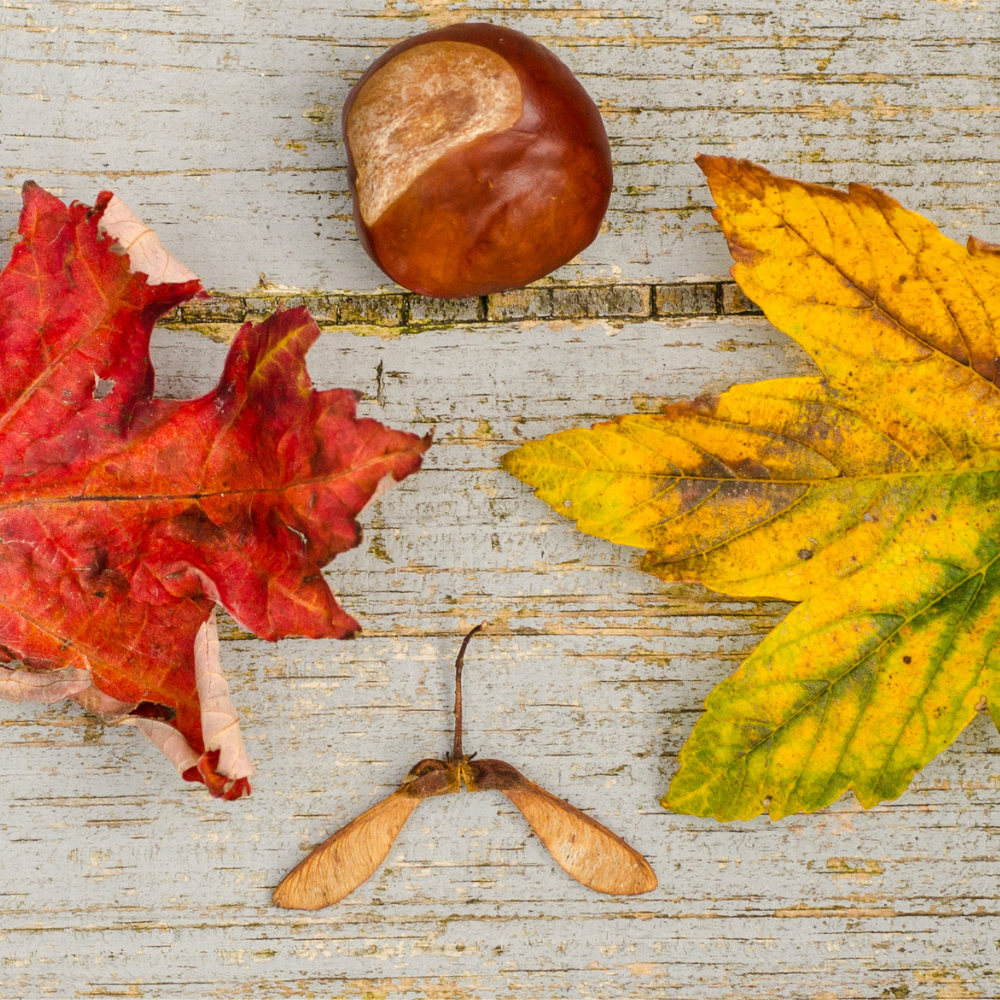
969 234 1000 258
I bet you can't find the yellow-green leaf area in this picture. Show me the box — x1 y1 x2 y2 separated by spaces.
501 156 1000 820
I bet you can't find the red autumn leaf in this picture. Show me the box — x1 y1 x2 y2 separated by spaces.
0 183 430 798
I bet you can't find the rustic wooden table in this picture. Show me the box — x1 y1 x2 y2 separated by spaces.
2 2 999 997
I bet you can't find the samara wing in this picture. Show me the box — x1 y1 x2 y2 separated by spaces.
468 759 657 896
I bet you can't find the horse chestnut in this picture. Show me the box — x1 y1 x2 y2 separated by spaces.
342 23 613 298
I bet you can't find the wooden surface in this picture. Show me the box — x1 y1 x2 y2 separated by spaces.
2 2 1000 998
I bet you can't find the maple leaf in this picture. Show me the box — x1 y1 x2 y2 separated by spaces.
0 183 430 798
502 156 1000 821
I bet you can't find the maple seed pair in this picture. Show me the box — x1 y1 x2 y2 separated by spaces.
272 624 657 908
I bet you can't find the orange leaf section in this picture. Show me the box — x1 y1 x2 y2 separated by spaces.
0 183 430 796
503 157 1000 819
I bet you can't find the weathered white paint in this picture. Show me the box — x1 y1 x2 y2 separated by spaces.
1 1 999 997
2 319 997 998
3 2 1000 292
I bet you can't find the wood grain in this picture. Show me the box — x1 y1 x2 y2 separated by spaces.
3 2 1000 293
2 319 997 998
2 1 999 997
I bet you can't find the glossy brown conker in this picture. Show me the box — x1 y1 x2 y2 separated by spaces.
342 23 613 299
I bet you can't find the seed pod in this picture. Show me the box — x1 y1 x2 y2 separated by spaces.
273 625 656 908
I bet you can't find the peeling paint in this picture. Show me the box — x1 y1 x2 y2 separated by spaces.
2 2 999 997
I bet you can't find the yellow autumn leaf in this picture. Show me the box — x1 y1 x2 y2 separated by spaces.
502 155 1000 821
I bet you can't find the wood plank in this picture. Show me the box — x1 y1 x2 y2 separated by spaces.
1 319 997 998
3 2 999 295
2 1 1000 995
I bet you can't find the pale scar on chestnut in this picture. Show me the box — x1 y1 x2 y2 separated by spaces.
272 624 657 909
346 41 523 226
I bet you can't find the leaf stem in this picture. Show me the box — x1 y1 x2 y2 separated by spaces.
452 622 487 759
